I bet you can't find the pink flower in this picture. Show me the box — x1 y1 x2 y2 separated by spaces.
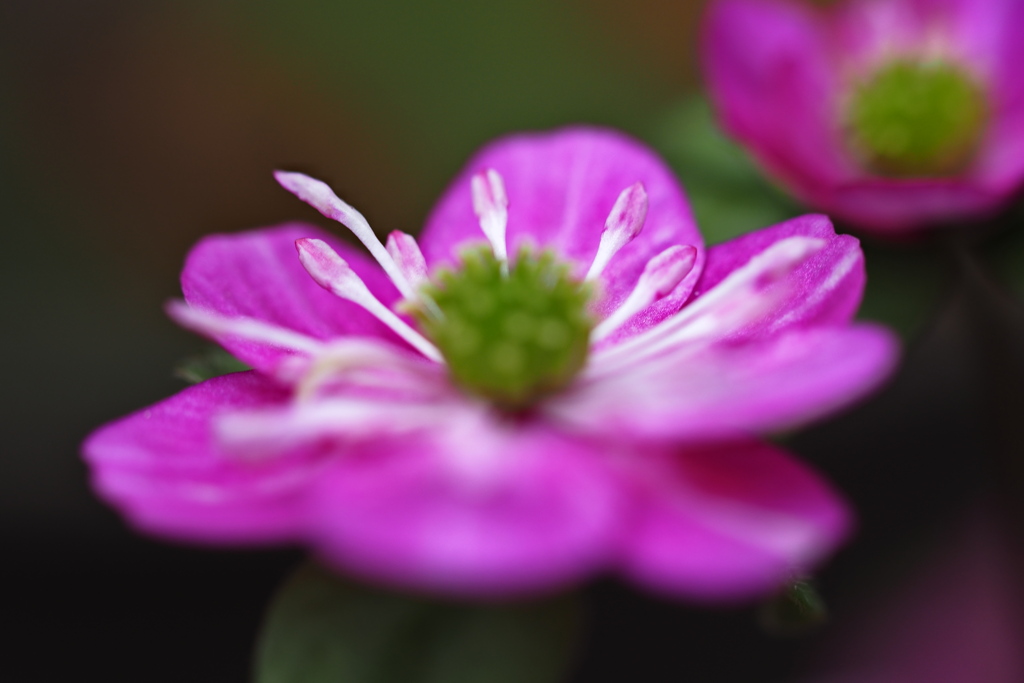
702 0 1024 232
83 129 896 600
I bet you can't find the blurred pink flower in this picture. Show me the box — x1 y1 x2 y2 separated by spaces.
702 0 1024 232
83 129 895 599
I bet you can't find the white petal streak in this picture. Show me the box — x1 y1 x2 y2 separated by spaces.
215 397 456 461
274 171 415 299
589 236 825 377
295 238 443 362
166 300 324 355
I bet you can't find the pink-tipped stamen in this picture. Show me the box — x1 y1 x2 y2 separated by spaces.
471 168 509 269
295 238 443 362
588 236 825 376
591 245 698 343
274 171 416 299
166 301 324 355
585 182 648 281
385 231 428 289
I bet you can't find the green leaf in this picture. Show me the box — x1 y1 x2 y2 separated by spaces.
652 97 800 245
757 578 828 638
174 346 251 383
254 562 583 683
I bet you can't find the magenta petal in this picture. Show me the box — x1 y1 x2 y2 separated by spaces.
181 223 402 373
620 441 851 601
690 214 865 337
555 326 897 442
83 372 327 543
304 423 625 597
702 0 855 195
419 127 705 334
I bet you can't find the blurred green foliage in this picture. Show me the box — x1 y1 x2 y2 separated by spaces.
653 97 800 245
174 346 251 383
758 578 828 638
255 562 582 683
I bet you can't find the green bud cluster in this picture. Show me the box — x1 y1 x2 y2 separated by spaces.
413 244 594 411
846 59 989 177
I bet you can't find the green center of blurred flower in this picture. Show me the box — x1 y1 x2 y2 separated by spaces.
846 59 989 177
412 244 594 411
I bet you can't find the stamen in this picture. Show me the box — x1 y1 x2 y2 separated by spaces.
470 169 509 270
216 398 450 459
588 236 825 376
590 245 698 343
295 238 443 362
585 182 648 281
274 171 415 299
385 231 428 288
294 337 445 402
166 300 324 355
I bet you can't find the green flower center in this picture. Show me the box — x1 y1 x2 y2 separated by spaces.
846 59 989 177
412 244 594 411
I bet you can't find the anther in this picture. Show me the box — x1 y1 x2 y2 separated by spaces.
591 245 697 342
471 169 509 272
585 182 648 281
274 171 416 299
295 238 443 362
385 231 428 289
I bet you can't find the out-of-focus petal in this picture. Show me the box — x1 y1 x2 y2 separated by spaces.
619 441 851 601
825 177 1001 230
689 214 866 337
82 372 327 543
181 223 403 373
305 418 625 597
702 0 855 194
550 326 897 442
419 127 705 340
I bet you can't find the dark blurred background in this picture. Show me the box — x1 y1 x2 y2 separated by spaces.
1 0 1017 681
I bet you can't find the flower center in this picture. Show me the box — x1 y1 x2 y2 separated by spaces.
846 59 989 177
411 244 594 411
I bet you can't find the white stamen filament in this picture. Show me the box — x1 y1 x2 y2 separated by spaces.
471 169 509 273
295 238 443 362
591 244 698 343
166 301 324 355
294 338 445 402
274 171 416 300
585 182 648 281
588 236 826 377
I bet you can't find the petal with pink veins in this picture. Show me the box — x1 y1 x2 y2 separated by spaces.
688 214 866 338
550 326 897 442
181 224 404 374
